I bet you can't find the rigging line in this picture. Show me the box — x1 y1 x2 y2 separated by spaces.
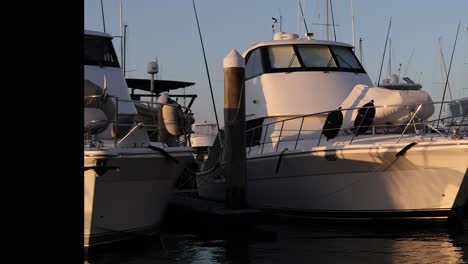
377 17 392 86
329 0 336 41
439 40 453 101
225 80 245 126
436 20 461 129
402 48 414 77
192 0 222 146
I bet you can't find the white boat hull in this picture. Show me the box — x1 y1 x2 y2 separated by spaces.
84 148 193 248
198 141 468 218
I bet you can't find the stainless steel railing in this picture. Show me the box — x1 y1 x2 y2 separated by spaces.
246 100 467 155
84 95 193 148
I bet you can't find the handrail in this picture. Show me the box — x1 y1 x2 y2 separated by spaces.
396 104 422 143
245 100 467 155
84 95 193 148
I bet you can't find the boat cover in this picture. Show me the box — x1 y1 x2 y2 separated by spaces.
339 85 434 128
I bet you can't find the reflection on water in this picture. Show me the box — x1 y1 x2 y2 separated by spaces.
86 220 468 264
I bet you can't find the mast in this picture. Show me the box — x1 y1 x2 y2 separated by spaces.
377 17 392 86
192 0 222 144
439 37 453 101
436 20 461 128
387 38 392 77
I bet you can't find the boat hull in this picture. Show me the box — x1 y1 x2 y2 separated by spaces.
197 142 468 219
84 149 193 248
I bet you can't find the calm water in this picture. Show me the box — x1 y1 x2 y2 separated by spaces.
86 219 468 263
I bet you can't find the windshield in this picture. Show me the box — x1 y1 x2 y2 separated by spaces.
264 44 363 74
296 45 337 68
84 35 120 68
268 45 301 69
330 46 362 69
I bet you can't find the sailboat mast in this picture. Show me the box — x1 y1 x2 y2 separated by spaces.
388 38 392 77
436 20 461 128
439 37 453 101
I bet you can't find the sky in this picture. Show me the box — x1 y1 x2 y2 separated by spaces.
85 0 468 124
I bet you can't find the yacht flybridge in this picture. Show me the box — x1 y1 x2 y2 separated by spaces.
197 32 468 219
84 30 194 250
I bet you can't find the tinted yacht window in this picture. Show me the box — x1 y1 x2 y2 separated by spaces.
245 48 264 79
268 45 300 69
84 35 120 68
296 45 337 68
330 46 362 70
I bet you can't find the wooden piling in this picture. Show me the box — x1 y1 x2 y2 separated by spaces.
224 49 246 209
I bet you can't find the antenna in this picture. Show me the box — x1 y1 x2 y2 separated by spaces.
120 0 123 70
123 24 127 77
325 0 329 40
272 17 278 37
192 0 222 143
278 8 283 32
100 0 106 32
359 38 363 64
298 1 309 34
351 0 355 47
329 0 336 41
147 58 158 108
280 15 283 32
436 20 461 128
377 17 392 86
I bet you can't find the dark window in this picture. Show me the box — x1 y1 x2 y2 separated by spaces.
268 45 301 69
84 35 120 68
296 45 337 68
246 118 264 147
262 44 365 74
330 46 362 70
245 48 264 79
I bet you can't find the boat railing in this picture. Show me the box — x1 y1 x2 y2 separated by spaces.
246 100 467 155
84 95 193 148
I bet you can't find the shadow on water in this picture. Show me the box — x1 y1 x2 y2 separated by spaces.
85 218 468 263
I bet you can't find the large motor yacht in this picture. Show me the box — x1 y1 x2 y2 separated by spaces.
84 30 194 249
197 32 468 219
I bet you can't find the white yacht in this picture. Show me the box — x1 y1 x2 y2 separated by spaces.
197 32 468 219
84 30 194 249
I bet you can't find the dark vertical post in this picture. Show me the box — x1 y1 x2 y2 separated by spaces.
224 50 246 209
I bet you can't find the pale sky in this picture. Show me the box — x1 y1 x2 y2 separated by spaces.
85 0 468 124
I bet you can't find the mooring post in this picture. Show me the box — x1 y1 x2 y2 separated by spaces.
224 49 247 209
